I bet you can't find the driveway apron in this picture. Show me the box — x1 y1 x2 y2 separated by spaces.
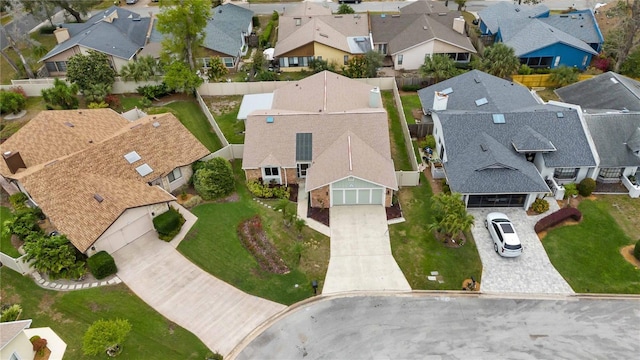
112 233 286 356
469 203 574 295
322 205 411 294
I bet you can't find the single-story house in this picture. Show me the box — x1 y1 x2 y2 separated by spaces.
274 3 371 71
200 3 254 69
370 0 476 70
478 3 603 70
242 71 397 207
0 320 67 360
555 71 640 112
40 6 153 76
0 109 210 254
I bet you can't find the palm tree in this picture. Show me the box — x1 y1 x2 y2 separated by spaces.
429 192 475 243
476 43 520 79
549 66 579 87
419 54 461 83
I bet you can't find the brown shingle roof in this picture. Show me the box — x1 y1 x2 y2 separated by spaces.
18 112 210 252
0 109 129 177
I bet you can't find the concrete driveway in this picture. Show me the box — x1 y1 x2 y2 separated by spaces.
469 199 574 295
322 206 411 294
112 233 285 356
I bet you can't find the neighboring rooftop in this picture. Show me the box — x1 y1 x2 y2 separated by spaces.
583 112 640 167
0 320 32 350
540 10 603 47
203 3 254 56
478 2 549 34
555 71 640 111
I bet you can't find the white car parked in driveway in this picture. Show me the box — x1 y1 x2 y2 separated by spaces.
484 212 523 257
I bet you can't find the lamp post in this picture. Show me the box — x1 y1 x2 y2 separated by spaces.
311 280 318 295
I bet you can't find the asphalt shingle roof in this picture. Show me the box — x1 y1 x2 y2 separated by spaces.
418 70 539 113
42 6 149 61
584 113 640 167
555 72 640 111
540 10 602 46
204 4 253 56
478 2 549 34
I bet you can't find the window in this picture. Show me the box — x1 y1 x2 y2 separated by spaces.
377 43 387 55
297 163 310 178
598 167 622 179
264 167 279 176
554 168 579 180
45 61 67 72
223 57 234 68
397 54 403 65
295 17 301 26
521 56 553 68
446 53 470 62
344 55 349 65
554 56 561 67
55 61 67 71
10 352 21 360
582 55 588 66
168 168 182 183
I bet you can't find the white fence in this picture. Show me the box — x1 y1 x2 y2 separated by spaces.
201 144 245 161
396 170 421 187
0 252 34 275
2 77 163 97
195 90 230 147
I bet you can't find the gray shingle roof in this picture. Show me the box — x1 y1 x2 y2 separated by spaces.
584 113 640 167
42 6 149 61
540 10 602 46
437 107 596 193
204 4 253 57
511 125 557 152
418 70 539 113
478 2 549 34
555 72 640 111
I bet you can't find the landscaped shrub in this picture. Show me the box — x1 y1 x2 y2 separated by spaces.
182 195 202 209
30 336 48 355
9 192 28 211
206 352 224 360
193 158 235 200
260 21 274 47
563 183 578 199
105 94 121 109
4 209 40 240
441 179 451 195
577 178 596 197
153 207 185 241
424 135 436 149
136 82 170 100
247 180 290 199
401 84 422 92
634 240 640 261
0 304 22 322
0 89 27 114
23 234 86 280
534 207 582 233
252 16 260 28
87 251 117 279
530 198 550 214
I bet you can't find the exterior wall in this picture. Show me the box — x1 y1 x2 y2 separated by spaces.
385 190 392 207
394 40 472 70
519 42 594 70
161 165 194 193
310 185 330 208
431 113 446 161
536 159 593 185
284 167 297 185
245 168 262 182
0 330 35 360
314 42 352 68
198 47 237 68
280 42 315 57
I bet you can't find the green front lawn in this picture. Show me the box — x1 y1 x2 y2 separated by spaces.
401 93 422 125
383 91 413 171
543 200 640 294
0 269 210 360
209 96 244 144
390 174 483 290
178 161 330 305
0 206 20 257
159 101 223 152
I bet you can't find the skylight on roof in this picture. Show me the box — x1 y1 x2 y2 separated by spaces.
492 114 505 124
441 87 453 95
610 77 619 84
266 116 274 123
135 163 153 177
556 112 564 118
475 98 488 106
124 151 141 164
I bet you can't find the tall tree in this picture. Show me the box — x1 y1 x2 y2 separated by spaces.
608 0 640 72
419 54 461 83
163 61 203 94
364 50 384 78
337 4 355 14
83 319 132 357
66 51 116 95
342 56 368 78
475 43 520 79
454 0 466 11
156 0 211 71
19 0 98 24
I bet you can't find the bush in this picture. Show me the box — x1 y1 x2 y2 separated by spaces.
577 178 596 197
530 198 550 214
39 25 57 34
247 180 290 199
182 195 202 209
260 21 274 47
192 158 235 200
563 183 578 199
9 192 28 211
87 251 117 279
252 16 260 28
0 304 22 322
534 207 582 233
88 101 109 109
153 207 185 241
206 352 224 360
136 82 170 100
634 240 640 261
518 64 533 75
105 94 121 109
401 84 422 92
4 209 40 240
30 336 48 355
424 135 436 149
0 90 27 114
441 179 451 195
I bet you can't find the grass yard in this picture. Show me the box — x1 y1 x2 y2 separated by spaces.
400 93 422 125
535 88 561 102
389 174 483 290
542 200 640 294
178 161 330 305
0 206 20 257
120 95 146 112
149 101 223 152
1 33 58 84
382 90 413 171
208 96 245 144
596 195 640 239
0 269 210 360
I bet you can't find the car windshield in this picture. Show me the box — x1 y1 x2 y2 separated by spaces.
505 243 522 250
499 223 515 234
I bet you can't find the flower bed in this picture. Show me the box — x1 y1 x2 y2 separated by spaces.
237 215 290 274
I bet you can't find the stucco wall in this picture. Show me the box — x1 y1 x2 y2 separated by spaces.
310 185 330 208
163 165 194 193
314 42 351 68
0 329 35 360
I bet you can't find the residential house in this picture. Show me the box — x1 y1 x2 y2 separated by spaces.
0 109 210 255
200 3 254 69
555 71 640 112
418 70 598 208
40 6 154 76
274 3 371 71
242 71 397 207
370 0 476 70
478 3 603 70
0 320 67 360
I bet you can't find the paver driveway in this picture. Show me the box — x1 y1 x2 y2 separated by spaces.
469 200 574 295
112 233 286 356
322 206 411 294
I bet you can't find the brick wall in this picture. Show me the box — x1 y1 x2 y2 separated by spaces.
245 168 261 182
284 168 298 185
310 186 330 208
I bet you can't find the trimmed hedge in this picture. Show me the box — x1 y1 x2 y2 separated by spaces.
534 207 582 233
153 207 185 241
530 198 550 214
87 251 117 279
246 180 290 199
577 178 596 197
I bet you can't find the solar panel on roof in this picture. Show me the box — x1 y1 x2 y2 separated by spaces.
135 163 153 177
124 151 141 164
296 133 312 161
475 98 488 106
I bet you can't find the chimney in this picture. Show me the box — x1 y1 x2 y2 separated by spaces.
53 27 70 44
2 151 27 174
453 16 465 35
433 92 448 111
369 87 381 108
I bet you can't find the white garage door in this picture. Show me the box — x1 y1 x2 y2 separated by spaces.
331 177 385 206
100 214 154 253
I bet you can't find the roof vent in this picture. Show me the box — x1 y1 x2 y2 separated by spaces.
423 26 428 30
492 113 505 124
64 121 74 127
152 121 160 128
319 33 329 38
475 98 488 106
124 151 141 164
93 194 104 203
610 77 619 84
474 78 481 84
438 12 447 16
480 144 488 151
266 116 274 123
135 163 153 177
556 112 564 118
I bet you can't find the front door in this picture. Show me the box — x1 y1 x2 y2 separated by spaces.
297 163 310 178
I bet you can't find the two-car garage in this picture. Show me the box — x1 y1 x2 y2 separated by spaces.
91 206 158 254
330 177 385 206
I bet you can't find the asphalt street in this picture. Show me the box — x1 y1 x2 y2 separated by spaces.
235 294 640 359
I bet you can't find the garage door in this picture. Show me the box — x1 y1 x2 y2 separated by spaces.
467 194 527 208
99 214 154 253
331 178 385 206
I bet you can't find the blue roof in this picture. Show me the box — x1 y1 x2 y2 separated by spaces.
203 4 254 56
479 3 549 34
540 10 603 46
42 6 149 61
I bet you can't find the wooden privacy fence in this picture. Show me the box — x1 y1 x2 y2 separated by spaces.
511 74 595 88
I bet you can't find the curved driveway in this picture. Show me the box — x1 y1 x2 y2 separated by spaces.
469 200 574 295
235 294 640 359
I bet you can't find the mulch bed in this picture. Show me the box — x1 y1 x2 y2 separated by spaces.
434 230 467 248
288 184 298 202
307 202 330 227
386 202 403 220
